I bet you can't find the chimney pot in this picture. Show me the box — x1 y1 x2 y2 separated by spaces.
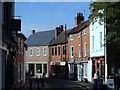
32 30 35 34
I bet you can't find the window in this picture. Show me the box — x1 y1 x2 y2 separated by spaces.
70 35 73 40
52 47 54 55
92 36 94 49
43 47 47 56
84 29 86 36
63 45 66 55
78 32 80 39
84 43 87 57
100 32 102 48
36 64 42 73
29 48 33 56
78 45 81 57
36 48 40 56
70 46 74 58
55 47 57 55
58 46 60 55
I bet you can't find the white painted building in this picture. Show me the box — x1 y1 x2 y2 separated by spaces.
90 19 107 82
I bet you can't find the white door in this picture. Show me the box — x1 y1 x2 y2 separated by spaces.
77 65 82 81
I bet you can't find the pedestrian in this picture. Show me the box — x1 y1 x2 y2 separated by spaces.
93 70 100 90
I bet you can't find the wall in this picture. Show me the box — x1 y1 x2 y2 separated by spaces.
90 21 105 57
26 46 49 63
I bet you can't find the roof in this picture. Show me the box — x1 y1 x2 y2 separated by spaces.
25 30 55 46
49 29 72 46
68 20 90 34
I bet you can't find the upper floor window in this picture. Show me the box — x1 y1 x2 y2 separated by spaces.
29 48 33 56
36 48 40 56
70 35 73 41
78 32 80 39
84 43 87 57
100 32 102 48
43 47 47 56
52 47 54 55
84 29 86 36
55 47 57 55
78 45 81 57
58 46 60 55
70 46 74 58
63 45 66 55
92 36 94 49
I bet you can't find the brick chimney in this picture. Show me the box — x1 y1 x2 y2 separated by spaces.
55 25 63 38
32 30 35 34
75 12 84 27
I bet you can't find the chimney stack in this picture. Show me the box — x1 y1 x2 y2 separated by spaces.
55 25 63 38
32 30 35 34
75 12 84 27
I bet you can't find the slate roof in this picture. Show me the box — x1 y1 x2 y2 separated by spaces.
68 20 90 34
49 29 72 46
25 30 55 46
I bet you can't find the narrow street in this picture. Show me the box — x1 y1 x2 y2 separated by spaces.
15 78 94 90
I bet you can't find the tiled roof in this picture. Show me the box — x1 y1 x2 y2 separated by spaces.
25 30 55 46
68 20 90 34
49 29 72 46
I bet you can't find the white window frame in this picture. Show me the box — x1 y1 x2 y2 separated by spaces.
70 34 74 41
84 29 86 36
78 45 81 57
84 43 87 57
78 32 80 39
43 47 47 56
70 46 74 58
29 48 33 56
36 48 40 56
100 32 102 48
92 36 94 50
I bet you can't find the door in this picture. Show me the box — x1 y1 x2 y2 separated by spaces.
29 64 35 76
77 65 82 81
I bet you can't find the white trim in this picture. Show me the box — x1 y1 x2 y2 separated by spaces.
36 48 40 56
70 35 74 41
29 48 33 56
43 47 47 56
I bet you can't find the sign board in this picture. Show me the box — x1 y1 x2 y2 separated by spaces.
106 79 114 89
60 62 66 66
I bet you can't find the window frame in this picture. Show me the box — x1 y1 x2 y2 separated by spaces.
43 47 47 56
29 48 33 56
70 34 74 41
36 48 40 56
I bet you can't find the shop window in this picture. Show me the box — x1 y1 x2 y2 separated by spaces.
36 64 42 73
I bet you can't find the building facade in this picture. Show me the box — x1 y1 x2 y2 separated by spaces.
49 26 71 79
0 2 21 90
25 30 55 78
15 33 27 85
68 13 90 81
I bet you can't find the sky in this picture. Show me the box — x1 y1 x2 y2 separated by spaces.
15 2 90 38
